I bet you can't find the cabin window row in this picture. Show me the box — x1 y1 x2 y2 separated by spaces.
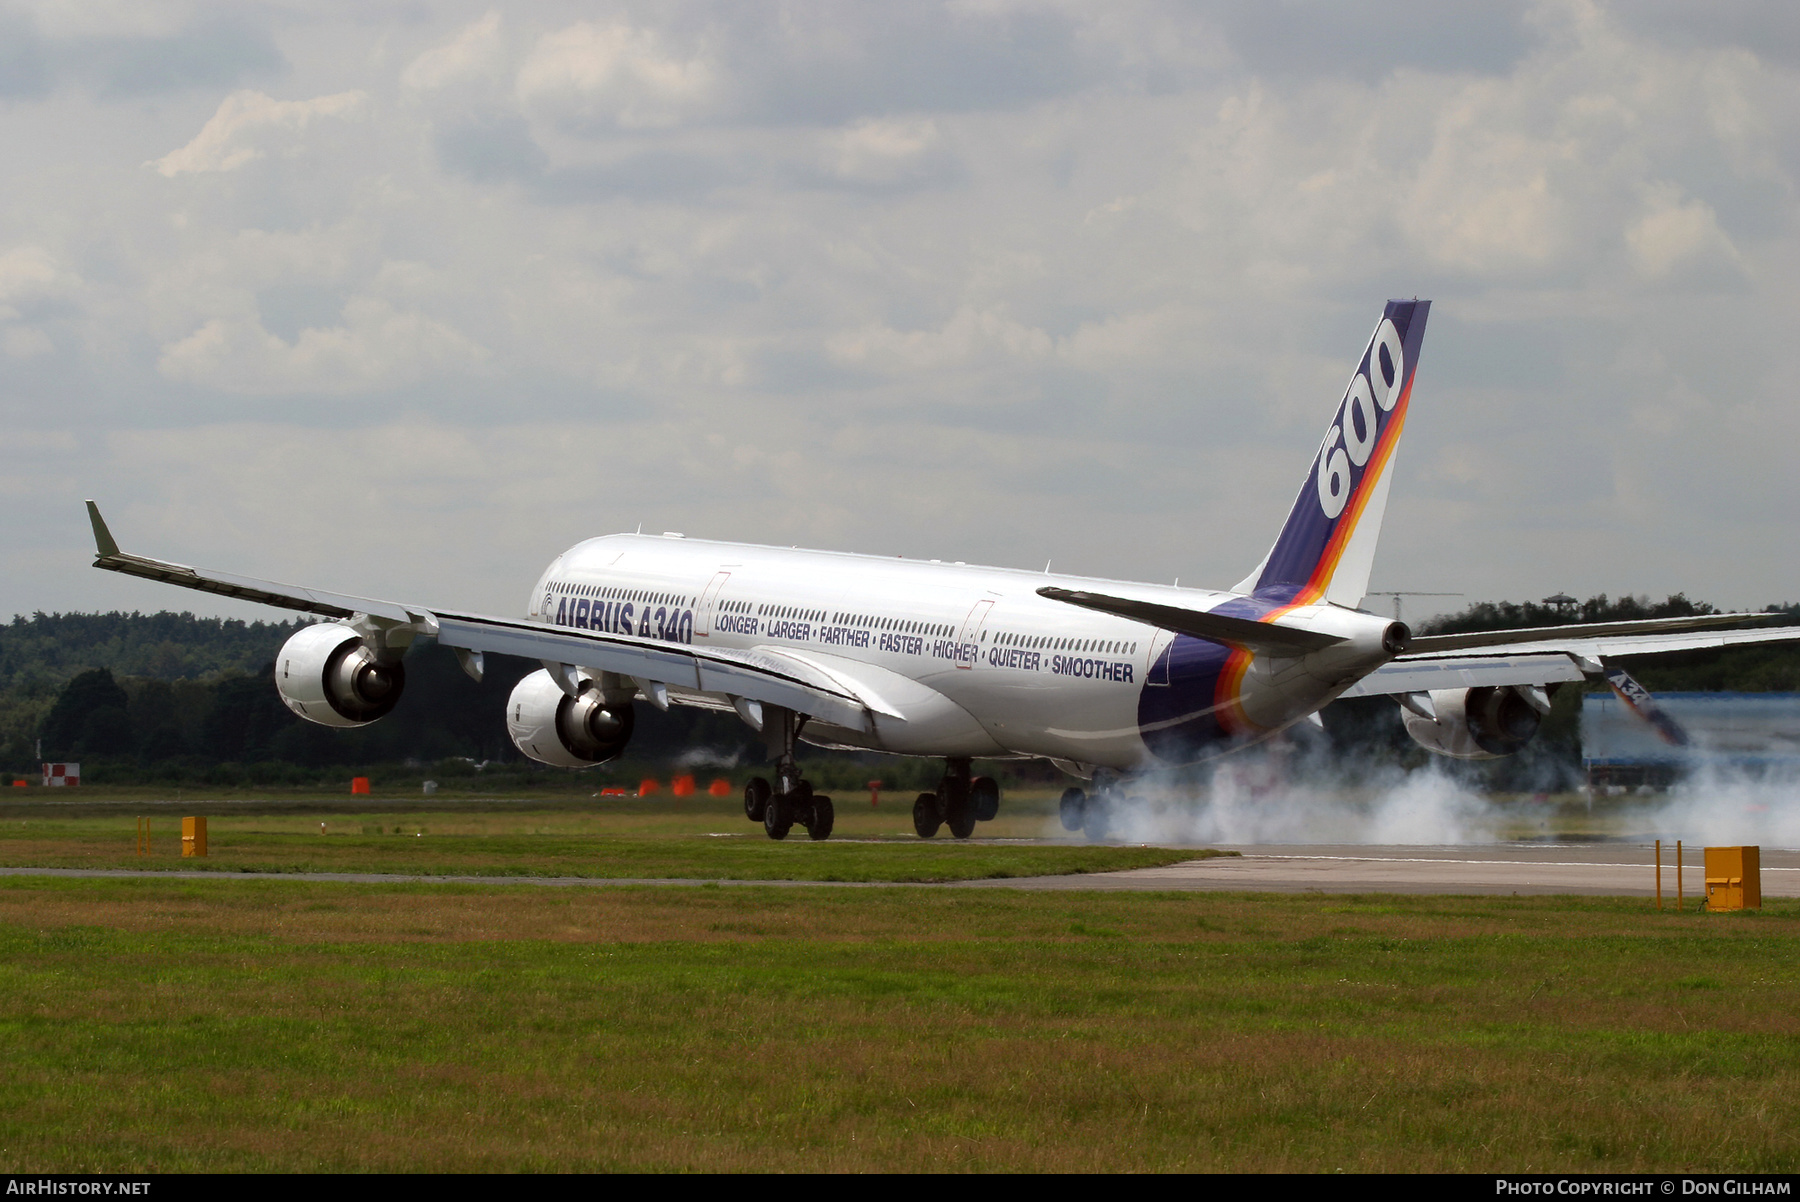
832 613 951 638
997 631 1136 655
758 604 825 622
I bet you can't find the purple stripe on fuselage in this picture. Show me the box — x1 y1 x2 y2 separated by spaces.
1136 593 1279 763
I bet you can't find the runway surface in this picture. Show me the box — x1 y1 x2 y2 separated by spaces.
3 842 1795 896
966 843 1800 896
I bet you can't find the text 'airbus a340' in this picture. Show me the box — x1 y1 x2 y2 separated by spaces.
85 300 1800 840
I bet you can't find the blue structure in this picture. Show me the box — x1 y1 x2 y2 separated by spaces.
1582 691 1800 788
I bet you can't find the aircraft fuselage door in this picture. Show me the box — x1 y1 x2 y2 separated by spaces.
695 571 731 638
1145 627 1176 686
957 599 995 669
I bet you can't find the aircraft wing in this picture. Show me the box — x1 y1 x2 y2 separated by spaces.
85 501 874 732
1345 622 1800 699
1399 623 1800 661
1401 612 1780 655
1339 654 1588 697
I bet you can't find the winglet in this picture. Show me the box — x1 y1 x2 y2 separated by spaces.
85 500 120 558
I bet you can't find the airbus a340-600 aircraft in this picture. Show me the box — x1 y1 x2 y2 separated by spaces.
84 300 1800 841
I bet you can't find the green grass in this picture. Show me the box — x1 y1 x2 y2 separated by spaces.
1 878 1797 1171
0 801 1208 882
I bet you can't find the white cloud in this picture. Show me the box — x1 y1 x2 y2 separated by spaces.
156 296 488 395
1403 116 1569 274
0 245 76 304
823 117 949 185
516 21 712 130
150 89 368 177
403 12 504 91
1626 184 1742 278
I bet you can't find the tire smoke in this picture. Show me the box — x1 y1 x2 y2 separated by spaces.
1640 761 1800 849
1061 752 1499 845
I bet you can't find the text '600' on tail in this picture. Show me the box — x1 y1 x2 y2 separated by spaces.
1234 299 1430 612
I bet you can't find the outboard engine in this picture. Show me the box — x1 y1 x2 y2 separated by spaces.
276 622 406 728
506 668 636 768
1401 685 1547 760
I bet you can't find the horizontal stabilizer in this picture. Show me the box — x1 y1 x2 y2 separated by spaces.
1037 587 1343 655
1404 613 1773 656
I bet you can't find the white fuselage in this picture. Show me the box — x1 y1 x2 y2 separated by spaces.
525 534 1376 771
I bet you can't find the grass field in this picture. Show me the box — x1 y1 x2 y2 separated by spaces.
0 793 1209 882
1 876 1796 1172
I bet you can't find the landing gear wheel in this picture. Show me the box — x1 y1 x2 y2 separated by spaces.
946 795 976 840
744 777 771 823
1082 799 1110 843
970 776 1000 823
1059 787 1087 832
805 795 835 841
764 790 794 840
912 793 942 839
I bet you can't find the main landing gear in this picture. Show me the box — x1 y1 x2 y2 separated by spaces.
742 706 834 841
1058 771 1118 842
911 758 1001 840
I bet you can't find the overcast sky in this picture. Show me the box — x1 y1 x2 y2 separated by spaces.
3 0 1797 626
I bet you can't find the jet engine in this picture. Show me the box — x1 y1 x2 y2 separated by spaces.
275 622 407 728
1400 685 1548 760
506 668 636 768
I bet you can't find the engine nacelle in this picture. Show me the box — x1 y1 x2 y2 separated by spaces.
1401 685 1544 760
276 622 406 729
506 669 636 768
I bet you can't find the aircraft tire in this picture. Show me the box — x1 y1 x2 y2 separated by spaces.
1081 798 1110 842
1059 787 1087 832
764 791 794 840
946 795 976 840
744 776 771 823
970 776 1000 822
912 793 942 838
806 795 835 841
